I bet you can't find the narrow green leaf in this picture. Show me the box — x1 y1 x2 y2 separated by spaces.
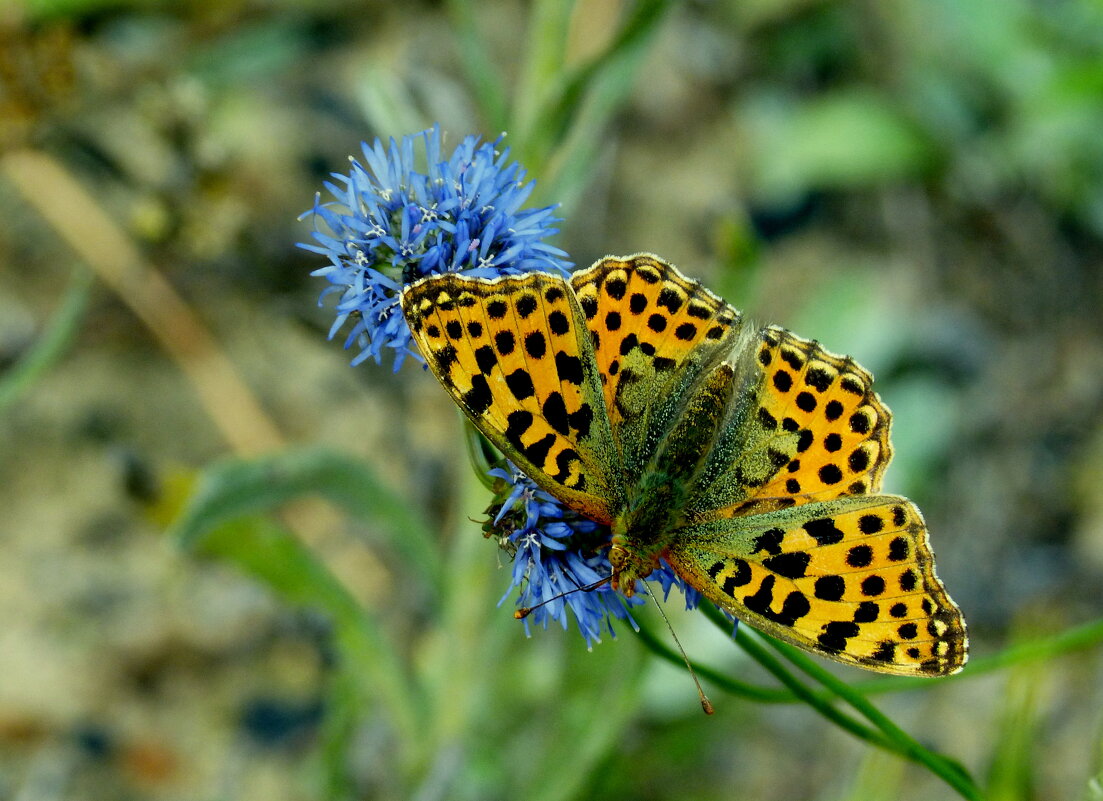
512 0 576 144
445 0 509 130
701 604 985 800
0 268 92 413
534 0 674 157
313 667 362 801
354 64 428 142
171 446 444 592
537 0 676 208
419 466 514 756
986 638 1044 801
528 639 647 801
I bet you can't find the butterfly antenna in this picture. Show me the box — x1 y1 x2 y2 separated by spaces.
514 576 612 619
644 585 714 715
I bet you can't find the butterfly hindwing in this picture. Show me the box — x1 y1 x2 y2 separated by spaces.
666 495 967 675
402 271 621 523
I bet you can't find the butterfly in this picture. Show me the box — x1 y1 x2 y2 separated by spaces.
401 254 967 676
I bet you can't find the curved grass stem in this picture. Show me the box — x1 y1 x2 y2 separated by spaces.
695 604 985 800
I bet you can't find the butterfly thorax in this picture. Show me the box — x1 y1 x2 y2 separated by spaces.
609 518 667 597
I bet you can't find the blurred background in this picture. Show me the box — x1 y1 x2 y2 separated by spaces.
3 0 1103 799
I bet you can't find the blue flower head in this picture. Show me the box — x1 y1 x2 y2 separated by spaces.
485 463 702 647
301 125 572 370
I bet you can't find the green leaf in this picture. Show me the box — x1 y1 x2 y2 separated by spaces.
171 446 444 593
744 89 937 202
186 19 311 85
985 631 1045 801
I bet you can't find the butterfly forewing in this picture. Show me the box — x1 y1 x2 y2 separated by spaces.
687 328 893 521
666 495 967 675
402 272 621 523
570 255 744 485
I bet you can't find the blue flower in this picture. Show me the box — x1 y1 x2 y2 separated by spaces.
487 464 701 647
301 125 572 370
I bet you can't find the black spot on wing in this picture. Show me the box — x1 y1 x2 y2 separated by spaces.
848 448 870 472
494 330 515 355
516 294 538 318
433 342 459 374
523 434 556 467
720 560 752 596
744 576 810 628
861 575 886 596
568 404 593 438
474 345 497 375
504 410 533 451
763 551 810 579
505 369 535 400
657 287 682 312
553 448 580 482
463 374 493 416
524 331 547 359
542 392 570 436
555 351 584 385
752 528 785 556
858 514 883 534
814 575 845 601
817 621 859 652
854 601 879 622
803 518 844 545
548 310 570 336
805 367 833 392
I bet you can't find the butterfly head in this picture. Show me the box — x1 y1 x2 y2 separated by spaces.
609 536 657 598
